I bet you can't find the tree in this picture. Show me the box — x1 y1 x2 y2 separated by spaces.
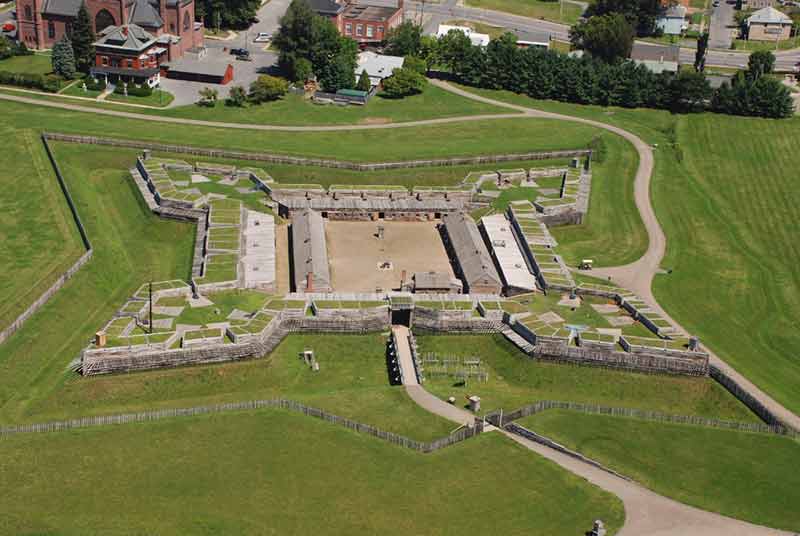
667 70 711 112
381 67 427 98
52 36 76 79
248 74 289 102
357 69 371 91
0 36 14 60
438 29 473 74
273 0 317 80
314 32 357 91
694 32 709 72
712 72 793 118
386 21 423 56
570 13 634 63
746 50 775 80
195 0 260 30
584 0 661 36
403 55 427 75
71 1 95 74
225 85 247 106
197 87 218 107
273 0 357 89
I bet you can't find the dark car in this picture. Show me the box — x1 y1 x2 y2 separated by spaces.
229 47 247 56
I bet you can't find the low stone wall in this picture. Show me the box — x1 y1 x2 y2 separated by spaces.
43 133 591 172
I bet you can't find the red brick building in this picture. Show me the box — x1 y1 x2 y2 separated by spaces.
308 0 404 44
16 0 203 59
92 23 165 86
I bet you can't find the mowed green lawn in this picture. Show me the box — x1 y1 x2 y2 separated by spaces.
416 334 758 421
0 143 195 423
0 127 83 332
27 331 454 441
453 86 800 418
0 98 599 160
0 410 624 535
1 83 510 123
0 53 52 75
654 115 800 417
160 84 510 125
523 410 800 531
464 0 583 24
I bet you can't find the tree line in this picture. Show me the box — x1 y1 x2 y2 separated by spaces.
431 30 793 118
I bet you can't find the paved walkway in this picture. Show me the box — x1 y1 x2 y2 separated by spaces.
391 325 419 386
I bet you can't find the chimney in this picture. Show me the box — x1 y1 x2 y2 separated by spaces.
306 272 314 292
161 0 168 33
400 269 407 288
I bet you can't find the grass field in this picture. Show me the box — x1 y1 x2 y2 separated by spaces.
0 144 195 423
0 52 52 75
523 410 800 531
464 0 583 24
29 331 456 441
416 334 758 421
0 97 601 160
453 85 800 416
0 410 624 535
160 84 508 124
0 128 84 332
106 89 174 108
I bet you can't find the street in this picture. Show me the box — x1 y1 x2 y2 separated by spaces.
708 0 735 50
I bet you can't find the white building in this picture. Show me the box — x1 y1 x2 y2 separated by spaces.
355 51 405 87
481 213 537 295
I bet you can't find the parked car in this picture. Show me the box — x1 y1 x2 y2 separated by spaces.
236 51 252 61
253 32 271 43
1 22 16 38
229 47 247 56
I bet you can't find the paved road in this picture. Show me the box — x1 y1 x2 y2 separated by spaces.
708 0 734 50
428 80 800 433
408 0 572 41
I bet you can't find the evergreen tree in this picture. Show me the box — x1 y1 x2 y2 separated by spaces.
357 69 371 91
570 13 634 63
71 2 95 74
52 36 77 79
746 50 775 80
694 32 709 72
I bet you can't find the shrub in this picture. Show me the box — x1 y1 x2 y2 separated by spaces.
248 74 288 103
226 85 248 107
380 67 427 98
403 55 427 75
198 86 218 107
84 77 107 91
114 82 152 97
0 70 63 92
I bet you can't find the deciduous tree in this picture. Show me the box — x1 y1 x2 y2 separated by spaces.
570 13 634 63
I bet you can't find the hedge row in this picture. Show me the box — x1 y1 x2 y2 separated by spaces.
0 70 63 92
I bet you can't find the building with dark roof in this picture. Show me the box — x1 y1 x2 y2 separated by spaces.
16 0 203 58
91 23 166 86
630 42 680 74
441 212 502 295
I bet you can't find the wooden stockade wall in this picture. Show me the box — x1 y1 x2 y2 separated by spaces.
0 136 93 346
709 365 797 432
486 399 798 437
0 399 483 452
43 133 591 171
504 422 632 481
